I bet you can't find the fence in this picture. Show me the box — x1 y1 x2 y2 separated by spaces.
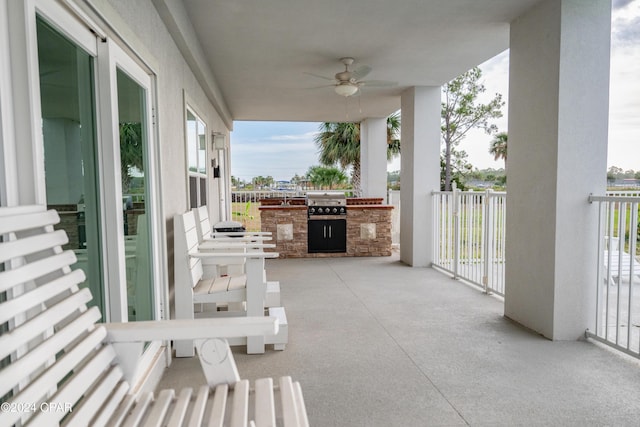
586 194 640 359
432 187 507 296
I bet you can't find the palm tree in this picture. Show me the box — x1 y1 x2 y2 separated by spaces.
489 132 508 170
306 165 347 189
314 122 361 194
386 112 401 160
315 113 401 196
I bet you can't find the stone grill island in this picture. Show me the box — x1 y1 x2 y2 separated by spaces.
259 197 393 258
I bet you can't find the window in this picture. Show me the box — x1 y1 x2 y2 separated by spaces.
186 109 207 208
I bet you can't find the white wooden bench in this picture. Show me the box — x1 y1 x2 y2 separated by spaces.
0 205 308 427
175 211 288 356
193 206 281 307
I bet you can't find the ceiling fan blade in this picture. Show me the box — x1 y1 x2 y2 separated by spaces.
359 80 397 87
303 71 336 81
352 65 372 80
304 84 336 90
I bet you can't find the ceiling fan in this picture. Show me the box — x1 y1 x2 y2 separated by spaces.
305 57 396 97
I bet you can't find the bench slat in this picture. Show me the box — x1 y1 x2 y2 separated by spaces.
0 250 77 293
193 288 246 304
0 209 58 234
65 366 127 427
143 389 175 427
211 276 231 293
293 381 309 427
122 391 154 427
29 345 118 426
186 386 210 427
88 381 130 427
106 391 138 427
0 229 68 263
207 384 229 427
0 307 101 397
254 378 276 427
2 327 108 427
228 275 247 291
0 269 85 325
186 227 200 253
279 376 302 427
230 380 249 427
0 289 94 361
167 387 193 426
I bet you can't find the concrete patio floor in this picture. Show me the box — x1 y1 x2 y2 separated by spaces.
157 253 640 426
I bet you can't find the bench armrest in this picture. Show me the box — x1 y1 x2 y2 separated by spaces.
199 241 276 250
190 250 279 259
205 236 272 242
104 317 278 343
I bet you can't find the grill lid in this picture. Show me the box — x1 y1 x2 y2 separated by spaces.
306 192 347 206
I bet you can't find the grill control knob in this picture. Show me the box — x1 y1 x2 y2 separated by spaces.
332 208 338 213
340 207 345 213
310 207 315 214
317 208 323 213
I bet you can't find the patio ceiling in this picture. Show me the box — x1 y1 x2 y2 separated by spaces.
164 0 541 123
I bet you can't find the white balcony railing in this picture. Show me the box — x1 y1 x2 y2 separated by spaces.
587 194 640 358
431 189 640 359
432 187 507 296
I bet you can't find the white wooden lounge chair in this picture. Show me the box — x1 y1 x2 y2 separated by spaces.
193 207 281 307
175 211 288 356
0 205 308 427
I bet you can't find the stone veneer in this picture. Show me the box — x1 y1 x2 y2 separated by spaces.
259 204 393 258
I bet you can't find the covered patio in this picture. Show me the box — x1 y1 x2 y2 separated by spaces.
158 254 640 426
0 0 630 423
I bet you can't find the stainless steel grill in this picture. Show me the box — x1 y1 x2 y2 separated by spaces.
306 192 347 253
307 192 347 217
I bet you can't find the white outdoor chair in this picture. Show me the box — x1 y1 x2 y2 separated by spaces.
0 205 307 427
175 211 288 356
192 206 281 307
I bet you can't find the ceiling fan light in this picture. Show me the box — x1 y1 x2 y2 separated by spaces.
334 83 358 97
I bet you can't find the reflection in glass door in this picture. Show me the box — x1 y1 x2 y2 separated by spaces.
36 17 104 315
186 110 207 208
117 69 154 322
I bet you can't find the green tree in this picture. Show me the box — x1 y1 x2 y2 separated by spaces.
386 112 401 160
607 166 623 181
315 113 401 196
442 67 504 191
119 122 144 191
489 132 508 170
315 122 361 193
306 166 347 189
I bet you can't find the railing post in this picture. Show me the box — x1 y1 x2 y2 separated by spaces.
483 189 493 294
452 182 460 280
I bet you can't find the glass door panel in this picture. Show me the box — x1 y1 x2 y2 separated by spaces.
36 17 104 315
186 109 207 208
116 69 154 322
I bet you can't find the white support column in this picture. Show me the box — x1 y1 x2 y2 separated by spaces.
360 117 387 199
505 0 610 340
400 87 441 267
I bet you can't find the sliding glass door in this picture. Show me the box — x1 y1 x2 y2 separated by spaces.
34 10 162 328
116 68 154 322
36 16 104 314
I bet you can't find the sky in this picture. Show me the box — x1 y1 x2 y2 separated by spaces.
231 1 640 182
